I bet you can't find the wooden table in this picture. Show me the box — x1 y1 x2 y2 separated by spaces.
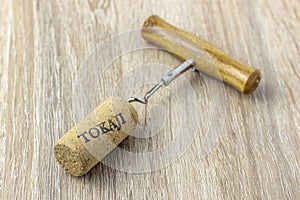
1 0 299 199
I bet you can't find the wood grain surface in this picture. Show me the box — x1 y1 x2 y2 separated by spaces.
0 0 299 199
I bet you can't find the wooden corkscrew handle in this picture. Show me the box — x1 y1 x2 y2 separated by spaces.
142 15 261 94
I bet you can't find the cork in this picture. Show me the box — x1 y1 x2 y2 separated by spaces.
54 97 138 176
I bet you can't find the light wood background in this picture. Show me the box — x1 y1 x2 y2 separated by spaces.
1 0 299 199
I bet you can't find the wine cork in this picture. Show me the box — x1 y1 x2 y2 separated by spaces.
54 97 138 176
142 15 261 94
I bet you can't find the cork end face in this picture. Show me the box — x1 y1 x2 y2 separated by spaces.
54 143 96 176
243 70 261 94
128 103 139 125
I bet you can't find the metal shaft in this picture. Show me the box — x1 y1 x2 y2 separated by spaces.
128 59 194 104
